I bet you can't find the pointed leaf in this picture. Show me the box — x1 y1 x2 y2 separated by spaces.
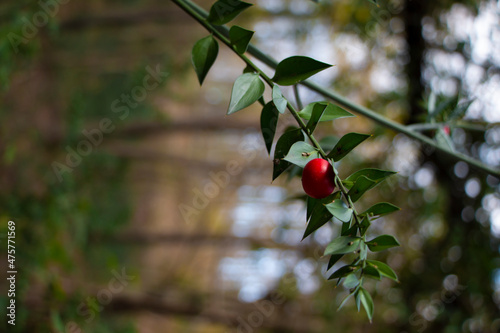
358 288 374 322
191 35 219 85
327 133 371 161
359 241 368 260
324 200 353 223
345 168 397 184
367 260 398 281
260 102 279 155
328 265 355 280
283 141 319 168
347 176 376 203
229 25 254 54
227 73 265 115
272 56 333 86
207 0 253 25
359 217 371 237
366 235 400 252
345 168 397 201
306 196 318 221
435 127 455 151
324 236 361 255
272 85 287 114
306 102 328 133
344 273 360 289
299 102 354 121
363 265 381 280
338 291 355 310
273 128 304 180
327 254 343 270
361 202 400 219
303 202 332 240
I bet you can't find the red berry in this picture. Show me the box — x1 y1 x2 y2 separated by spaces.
302 158 336 199
443 125 450 135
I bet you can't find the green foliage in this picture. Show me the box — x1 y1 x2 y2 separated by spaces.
272 56 333 86
283 141 319 168
327 133 371 161
298 101 354 121
207 0 253 25
272 128 305 180
366 235 400 252
229 25 254 54
325 200 353 223
191 35 219 85
227 73 265 114
260 102 279 155
184 0 404 321
306 103 328 133
272 84 288 114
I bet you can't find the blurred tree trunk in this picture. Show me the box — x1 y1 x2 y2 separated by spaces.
403 0 428 124
400 1 500 331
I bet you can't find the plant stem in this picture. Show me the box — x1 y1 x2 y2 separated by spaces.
174 0 368 225
179 0 500 178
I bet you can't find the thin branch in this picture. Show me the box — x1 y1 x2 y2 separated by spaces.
180 0 500 178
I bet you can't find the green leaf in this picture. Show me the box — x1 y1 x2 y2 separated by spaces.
327 254 343 270
366 235 400 252
306 102 328 133
338 291 355 310
435 127 455 151
303 201 332 240
367 260 398 281
361 202 400 219
347 176 376 203
358 216 371 237
260 102 279 155
299 102 354 121
243 65 255 74
324 200 353 223
345 168 397 201
272 56 333 86
327 132 371 162
306 196 317 221
358 288 374 322
283 141 319 168
363 265 381 280
324 236 361 255
328 265 355 280
272 85 287 114
341 221 357 237
345 168 397 184
343 273 360 289
229 25 254 54
191 35 219 85
207 0 253 25
273 128 304 180
359 241 368 260
227 73 265 115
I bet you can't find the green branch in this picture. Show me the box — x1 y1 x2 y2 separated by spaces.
179 0 500 178
172 0 364 233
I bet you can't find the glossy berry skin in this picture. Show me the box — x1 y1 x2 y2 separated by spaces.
302 158 336 199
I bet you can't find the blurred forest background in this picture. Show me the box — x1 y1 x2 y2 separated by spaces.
1 0 500 332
